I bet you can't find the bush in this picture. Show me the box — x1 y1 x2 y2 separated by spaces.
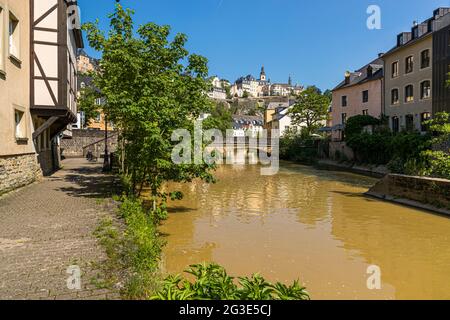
280 130 319 164
151 263 310 300
345 115 380 138
405 150 450 179
346 132 392 164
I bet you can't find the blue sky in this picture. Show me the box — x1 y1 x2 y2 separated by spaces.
78 0 450 91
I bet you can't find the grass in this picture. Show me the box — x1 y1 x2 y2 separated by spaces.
93 197 164 299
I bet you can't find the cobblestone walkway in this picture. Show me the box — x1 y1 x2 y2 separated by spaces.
0 159 119 300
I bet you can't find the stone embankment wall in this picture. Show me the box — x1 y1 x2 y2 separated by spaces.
0 153 42 195
366 174 450 214
61 130 118 158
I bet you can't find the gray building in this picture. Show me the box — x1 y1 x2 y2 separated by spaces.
383 7 450 133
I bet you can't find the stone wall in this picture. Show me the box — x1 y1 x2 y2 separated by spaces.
0 153 42 195
367 174 450 213
61 129 118 158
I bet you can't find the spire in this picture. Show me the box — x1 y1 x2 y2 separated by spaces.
260 65 266 81
288 75 292 86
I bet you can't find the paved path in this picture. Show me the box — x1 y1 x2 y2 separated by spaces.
0 159 119 300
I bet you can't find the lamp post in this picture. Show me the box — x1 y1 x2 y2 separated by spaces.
102 113 110 172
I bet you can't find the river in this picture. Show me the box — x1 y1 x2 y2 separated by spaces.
160 162 450 300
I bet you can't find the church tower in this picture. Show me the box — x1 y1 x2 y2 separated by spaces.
260 66 266 81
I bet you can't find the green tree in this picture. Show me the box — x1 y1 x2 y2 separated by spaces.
203 101 233 133
224 85 232 99
81 4 215 211
323 89 332 101
78 81 101 127
242 90 250 98
289 86 330 136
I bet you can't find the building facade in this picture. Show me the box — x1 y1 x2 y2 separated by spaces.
30 0 84 175
331 58 384 141
0 0 41 194
76 49 98 73
432 10 450 114
383 8 450 133
232 115 264 138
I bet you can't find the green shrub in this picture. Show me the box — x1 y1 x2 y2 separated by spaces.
151 263 310 300
345 115 380 138
405 150 450 179
389 131 431 161
280 131 319 164
346 132 392 164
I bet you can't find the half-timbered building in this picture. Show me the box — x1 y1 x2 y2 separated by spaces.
0 0 83 194
30 0 83 174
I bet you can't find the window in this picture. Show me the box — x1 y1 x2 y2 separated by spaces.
405 114 414 131
8 12 20 60
392 117 399 133
391 88 399 105
405 85 414 102
341 113 347 125
420 80 431 99
95 113 101 122
341 96 347 107
362 90 369 103
392 61 399 78
421 50 430 69
421 112 431 132
362 109 369 115
405 56 414 74
14 110 26 139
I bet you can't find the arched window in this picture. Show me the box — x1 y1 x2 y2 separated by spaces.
420 80 431 99
391 88 399 105
405 85 414 102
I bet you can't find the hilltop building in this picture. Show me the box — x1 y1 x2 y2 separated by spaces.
231 66 303 98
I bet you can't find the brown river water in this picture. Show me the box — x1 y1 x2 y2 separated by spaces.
159 162 450 300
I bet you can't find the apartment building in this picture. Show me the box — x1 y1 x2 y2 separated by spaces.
383 8 450 133
0 0 41 194
331 57 384 141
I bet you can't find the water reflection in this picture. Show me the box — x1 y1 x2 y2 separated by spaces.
160 162 450 300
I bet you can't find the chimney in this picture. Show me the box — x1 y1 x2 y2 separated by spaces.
367 65 373 77
344 71 351 85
